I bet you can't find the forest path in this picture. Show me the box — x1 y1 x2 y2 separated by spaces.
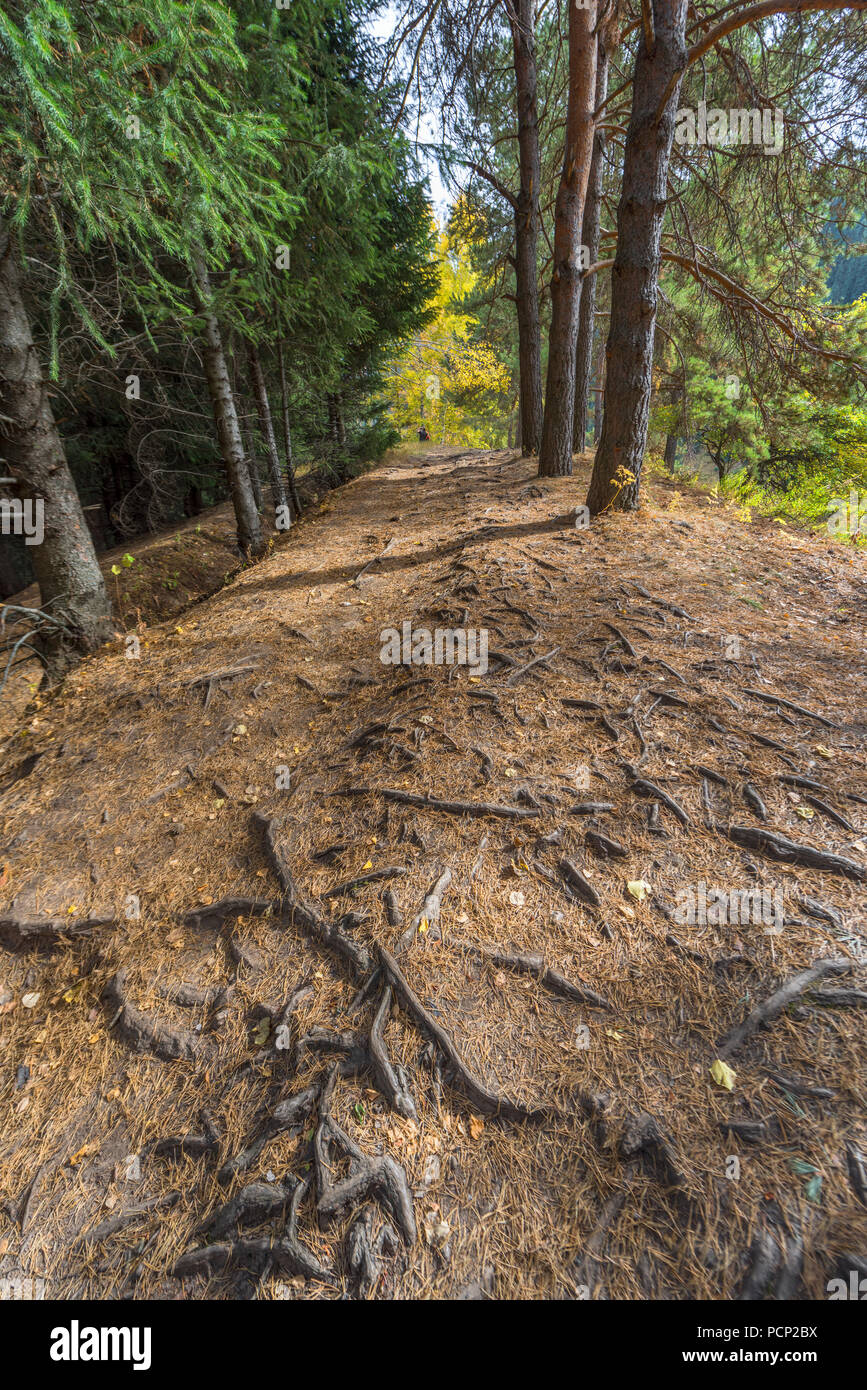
1 445 866 1300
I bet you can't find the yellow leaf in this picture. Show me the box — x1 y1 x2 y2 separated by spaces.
469 1115 484 1140
627 880 651 901
362 860 373 871
710 1059 736 1091
795 806 814 820
814 745 833 759
418 916 429 935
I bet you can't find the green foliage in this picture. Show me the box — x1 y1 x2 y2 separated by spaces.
0 1 438 600
386 226 511 446
0 0 297 351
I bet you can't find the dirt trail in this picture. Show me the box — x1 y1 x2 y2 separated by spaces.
1 445 866 1300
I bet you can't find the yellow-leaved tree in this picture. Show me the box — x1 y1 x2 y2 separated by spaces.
386 228 511 446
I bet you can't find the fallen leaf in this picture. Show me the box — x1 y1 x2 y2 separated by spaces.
251 1017 271 1047
805 1174 823 1203
710 1059 736 1091
69 1143 97 1166
626 880 651 902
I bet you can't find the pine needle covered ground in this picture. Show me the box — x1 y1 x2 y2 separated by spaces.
1 446 865 1300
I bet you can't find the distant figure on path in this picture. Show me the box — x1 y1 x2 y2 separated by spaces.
418 424 430 441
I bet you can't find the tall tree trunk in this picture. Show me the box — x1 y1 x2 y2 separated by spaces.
277 342 302 517
663 380 683 470
573 40 611 454
0 219 113 669
508 0 544 457
243 418 264 513
586 0 688 514
232 350 262 514
538 1 598 477
248 343 288 514
594 335 605 443
191 253 263 555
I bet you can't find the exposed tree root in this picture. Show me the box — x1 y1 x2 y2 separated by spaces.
294 1026 369 1074
451 939 611 1009
347 1204 399 1295
369 985 417 1118
503 645 561 686
79 1192 180 1245
183 897 276 932
742 783 767 821
764 1069 834 1100
629 776 691 826
0 913 114 952
173 1228 330 1285
808 987 867 1010
845 1141 867 1207
620 1112 688 1190
558 858 601 908
202 1178 299 1241
573 1190 627 1295
775 1226 805 1300
737 1226 782 1300
324 866 408 898
803 795 856 832
742 687 838 728
314 1067 416 1244
149 1131 220 1163
218 1087 320 1184
585 829 627 859
254 812 372 975
102 970 200 1062
377 944 549 1122
398 866 451 949
719 1118 774 1144
339 786 540 820
718 959 852 1058
797 896 843 928
728 825 866 881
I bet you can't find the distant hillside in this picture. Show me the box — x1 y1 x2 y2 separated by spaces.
827 213 867 304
